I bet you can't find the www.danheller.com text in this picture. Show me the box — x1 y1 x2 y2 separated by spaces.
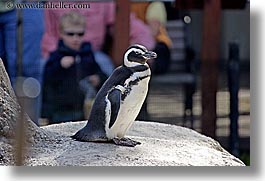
6 1 91 9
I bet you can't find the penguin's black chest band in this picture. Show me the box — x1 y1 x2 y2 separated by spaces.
121 75 150 101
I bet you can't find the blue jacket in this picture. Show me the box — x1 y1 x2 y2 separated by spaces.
41 40 107 123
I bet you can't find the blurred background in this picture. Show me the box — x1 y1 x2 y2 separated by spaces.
145 0 250 165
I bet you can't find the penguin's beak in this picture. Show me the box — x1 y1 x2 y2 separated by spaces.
143 51 157 60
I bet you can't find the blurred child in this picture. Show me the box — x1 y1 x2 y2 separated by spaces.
41 11 107 124
42 1 155 76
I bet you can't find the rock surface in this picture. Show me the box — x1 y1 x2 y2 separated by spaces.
0 59 53 165
0 59 48 140
24 121 244 166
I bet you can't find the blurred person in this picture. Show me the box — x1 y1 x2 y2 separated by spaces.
41 1 155 76
131 1 172 74
0 0 44 124
0 0 17 85
41 11 107 124
22 1 44 84
21 1 44 124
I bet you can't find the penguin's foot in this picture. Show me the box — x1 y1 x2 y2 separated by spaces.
112 137 141 147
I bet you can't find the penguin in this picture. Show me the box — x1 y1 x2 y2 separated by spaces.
72 44 157 147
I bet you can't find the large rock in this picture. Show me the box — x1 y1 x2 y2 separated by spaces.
23 121 245 166
0 59 54 165
0 59 245 166
0 59 48 141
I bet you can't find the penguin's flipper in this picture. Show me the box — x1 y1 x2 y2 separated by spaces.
107 88 122 128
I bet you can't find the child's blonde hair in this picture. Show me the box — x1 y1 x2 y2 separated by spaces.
59 11 86 32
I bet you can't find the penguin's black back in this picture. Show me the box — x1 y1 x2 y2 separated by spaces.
93 64 149 105
83 66 137 130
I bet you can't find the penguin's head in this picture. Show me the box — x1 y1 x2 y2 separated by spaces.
123 44 157 67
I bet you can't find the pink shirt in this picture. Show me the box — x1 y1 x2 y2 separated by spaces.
41 2 155 59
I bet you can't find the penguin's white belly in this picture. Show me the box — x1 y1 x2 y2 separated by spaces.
108 77 150 138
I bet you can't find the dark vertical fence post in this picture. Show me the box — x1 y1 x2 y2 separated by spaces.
15 8 26 166
112 0 130 67
228 42 240 157
201 0 221 138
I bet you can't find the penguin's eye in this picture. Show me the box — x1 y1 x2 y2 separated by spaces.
135 51 143 55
